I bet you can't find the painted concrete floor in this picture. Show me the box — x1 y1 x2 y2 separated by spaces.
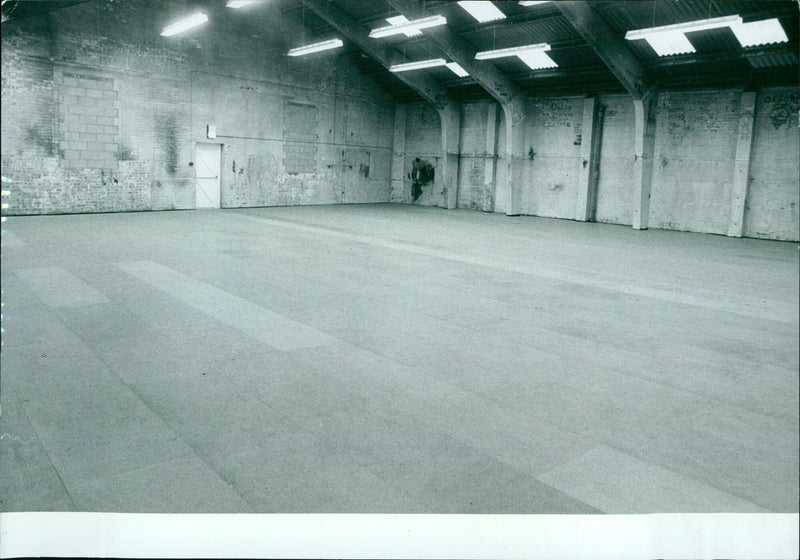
1 204 797 513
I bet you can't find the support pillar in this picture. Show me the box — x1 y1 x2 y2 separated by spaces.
483 103 499 212
437 103 461 210
576 97 603 221
390 105 407 203
727 91 756 237
502 99 526 216
632 93 657 230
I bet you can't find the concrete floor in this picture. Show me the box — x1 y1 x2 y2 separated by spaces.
1 204 797 514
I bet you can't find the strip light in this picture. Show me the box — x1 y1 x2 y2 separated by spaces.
226 0 257 8
457 1 506 23
287 38 344 57
369 15 447 38
517 51 558 70
389 58 447 72
733 18 788 47
446 62 470 77
519 1 550 6
475 43 550 59
475 43 557 70
160 12 208 37
385 15 422 37
625 15 788 56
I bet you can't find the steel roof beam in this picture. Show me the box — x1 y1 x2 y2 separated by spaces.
300 0 456 110
554 1 651 99
385 0 526 107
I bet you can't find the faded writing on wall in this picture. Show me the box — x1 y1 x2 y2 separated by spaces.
761 93 800 129
534 101 573 128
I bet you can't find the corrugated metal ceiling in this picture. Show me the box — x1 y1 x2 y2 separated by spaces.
280 0 799 104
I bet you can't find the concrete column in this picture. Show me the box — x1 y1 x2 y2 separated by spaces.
438 103 461 210
575 97 600 221
727 91 757 238
390 104 407 203
632 93 657 230
483 103 499 212
502 100 526 216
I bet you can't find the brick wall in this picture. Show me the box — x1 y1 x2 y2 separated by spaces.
1 0 393 216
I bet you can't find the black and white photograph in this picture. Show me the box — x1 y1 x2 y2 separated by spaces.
0 0 798 557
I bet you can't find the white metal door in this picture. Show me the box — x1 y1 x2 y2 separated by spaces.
195 143 221 208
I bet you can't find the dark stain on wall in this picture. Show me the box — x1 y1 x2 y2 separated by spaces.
159 115 179 174
763 93 799 129
410 157 435 202
25 126 55 156
359 163 370 178
116 144 136 161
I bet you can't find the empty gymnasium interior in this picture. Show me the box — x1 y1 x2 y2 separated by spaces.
0 0 798 516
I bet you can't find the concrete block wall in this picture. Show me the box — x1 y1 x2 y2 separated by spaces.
520 97 585 219
1 0 394 215
391 88 798 241
456 102 497 211
648 91 741 235
743 88 800 240
595 95 635 225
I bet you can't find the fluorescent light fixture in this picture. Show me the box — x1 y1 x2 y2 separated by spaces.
639 30 696 56
457 1 506 23
446 62 469 77
226 0 257 8
625 14 739 40
475 43 550 59
731 18 788 47
369 15 447 38
519 1 550 6
389 58 447 72
160 12 208 37
385 15 422 37
475 43 556 70
517 51 558 70
626 15 787 56
287 38 343 56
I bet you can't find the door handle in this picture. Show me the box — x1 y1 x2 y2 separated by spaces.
197 176 218 179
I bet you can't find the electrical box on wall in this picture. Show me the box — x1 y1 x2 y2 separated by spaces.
207 124 216 139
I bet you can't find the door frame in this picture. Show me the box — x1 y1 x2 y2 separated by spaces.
195 142 223 209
